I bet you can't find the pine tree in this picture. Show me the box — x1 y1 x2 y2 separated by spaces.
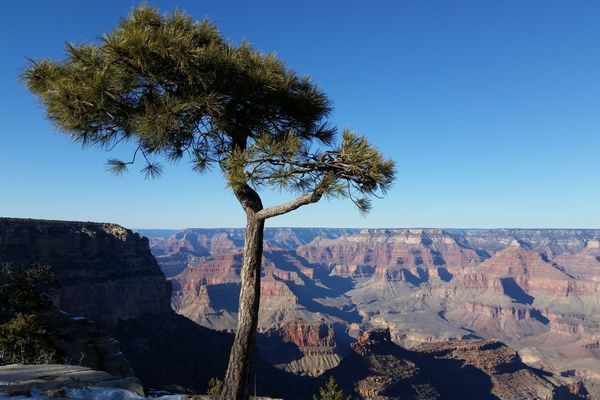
0 264 59 364
208 377 224 397
24 7 395 399
313 377 351 400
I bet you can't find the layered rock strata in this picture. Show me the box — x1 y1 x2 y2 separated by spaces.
145 227 600 391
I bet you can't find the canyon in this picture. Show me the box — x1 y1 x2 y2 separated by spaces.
0 218 596 399
141 227 600 397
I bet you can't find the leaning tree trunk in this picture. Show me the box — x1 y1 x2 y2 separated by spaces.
221 213 265 400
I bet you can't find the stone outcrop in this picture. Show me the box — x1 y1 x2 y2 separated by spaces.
351 328 394 356
297 228 484 280
257 320 342 377
281 319 336 349
39 308 134 378
0 364 144 397
330 329 586 400
0 218 172 327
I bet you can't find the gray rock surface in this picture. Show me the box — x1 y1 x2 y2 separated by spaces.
0 364 144 397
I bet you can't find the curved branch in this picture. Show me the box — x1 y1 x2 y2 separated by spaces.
255 173 333 220
255 191 321 220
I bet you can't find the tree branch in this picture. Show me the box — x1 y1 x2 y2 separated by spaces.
255 191 321 220
255 173 334 220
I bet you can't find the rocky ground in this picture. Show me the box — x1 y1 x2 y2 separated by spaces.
0 364 144 398
0 364 282 400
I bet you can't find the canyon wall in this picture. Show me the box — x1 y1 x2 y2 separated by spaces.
0 218 172 327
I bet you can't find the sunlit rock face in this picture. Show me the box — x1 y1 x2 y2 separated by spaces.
297 228 484 279
255 319 344 377
143 227 600 391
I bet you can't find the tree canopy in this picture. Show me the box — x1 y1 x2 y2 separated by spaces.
24 6 394 215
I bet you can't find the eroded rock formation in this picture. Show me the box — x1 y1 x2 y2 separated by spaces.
145 227 600 393
331 328 586 400
256 319 343 377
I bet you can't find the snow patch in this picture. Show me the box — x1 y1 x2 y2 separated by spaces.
65 387 182 400
0 387 183 400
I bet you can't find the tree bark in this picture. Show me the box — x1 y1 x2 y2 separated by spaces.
220 136 329 399
221 210 264 400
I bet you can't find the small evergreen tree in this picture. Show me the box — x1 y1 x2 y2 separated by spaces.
0 264 57 323
0 313 58 364
313 377 351 400
0 264 59 364
208 377 224 397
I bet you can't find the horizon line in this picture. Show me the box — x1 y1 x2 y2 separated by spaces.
133 226 600 231
3 216 600 231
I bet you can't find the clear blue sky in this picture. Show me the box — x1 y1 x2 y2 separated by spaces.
1 1 599 229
